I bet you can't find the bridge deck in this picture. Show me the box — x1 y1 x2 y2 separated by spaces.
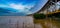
47 9 60 14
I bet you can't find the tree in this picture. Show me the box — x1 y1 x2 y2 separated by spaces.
33 13 46 19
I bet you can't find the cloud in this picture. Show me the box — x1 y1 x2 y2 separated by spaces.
9 3 25 10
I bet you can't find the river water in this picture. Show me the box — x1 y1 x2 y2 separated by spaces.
0 16 58 28
0 16 42 28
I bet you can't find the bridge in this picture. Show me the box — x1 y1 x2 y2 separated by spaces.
47 9 60 14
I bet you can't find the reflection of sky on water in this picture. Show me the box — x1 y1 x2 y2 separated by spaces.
0 0 48 16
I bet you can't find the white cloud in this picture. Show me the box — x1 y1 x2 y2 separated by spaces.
8 3 35 13
0 3 35 13
9 3 25 10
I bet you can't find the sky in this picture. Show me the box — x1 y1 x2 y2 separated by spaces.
0 0 48 16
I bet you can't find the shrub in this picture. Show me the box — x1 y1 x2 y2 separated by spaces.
47 14 53 17
48 12 60 18
33 13 46 19
54 13 60 18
